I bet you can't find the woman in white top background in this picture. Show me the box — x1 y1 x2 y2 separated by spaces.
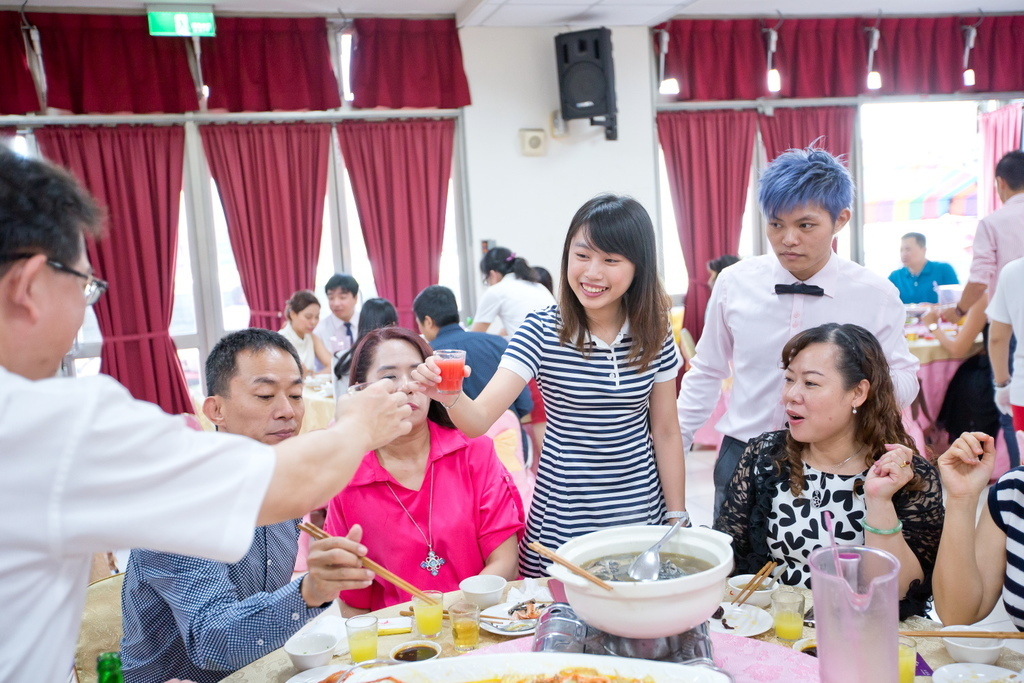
471 246 556 337
279 290 333 376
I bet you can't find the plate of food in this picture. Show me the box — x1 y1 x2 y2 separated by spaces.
284 663 344 683
932 663 1021 683
707 602 773 637
344 651 732 682
479 600 542 636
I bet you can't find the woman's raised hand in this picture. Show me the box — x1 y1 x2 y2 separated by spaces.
864 443 917 501
937 431 996 501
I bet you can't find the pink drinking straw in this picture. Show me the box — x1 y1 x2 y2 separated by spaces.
823 510 861 590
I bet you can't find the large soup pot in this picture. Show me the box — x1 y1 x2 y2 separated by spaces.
547 525 734 639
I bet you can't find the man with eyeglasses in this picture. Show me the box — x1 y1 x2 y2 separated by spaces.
0 146 413 681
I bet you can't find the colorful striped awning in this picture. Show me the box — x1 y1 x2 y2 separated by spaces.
863 167 977 224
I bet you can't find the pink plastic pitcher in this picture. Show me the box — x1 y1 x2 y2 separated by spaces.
808 545 901 683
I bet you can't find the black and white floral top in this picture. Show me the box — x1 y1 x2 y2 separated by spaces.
714 430 944 620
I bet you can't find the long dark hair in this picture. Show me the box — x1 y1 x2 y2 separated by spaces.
779 323 921 496
334 298 398 380
349 327 455 429
480 246 539 283
558 194 671 372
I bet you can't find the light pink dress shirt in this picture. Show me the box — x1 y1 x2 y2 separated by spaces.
324 421 525 611
968 193 1024 297
678 252 919 450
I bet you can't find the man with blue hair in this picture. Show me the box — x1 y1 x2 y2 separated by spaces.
678 147 919 518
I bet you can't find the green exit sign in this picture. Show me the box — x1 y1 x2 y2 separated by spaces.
147 6 215 37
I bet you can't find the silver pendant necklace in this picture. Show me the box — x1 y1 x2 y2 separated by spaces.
386 463 447 576
810 446 866 508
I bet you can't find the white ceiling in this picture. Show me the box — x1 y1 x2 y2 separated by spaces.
5 0 1021 26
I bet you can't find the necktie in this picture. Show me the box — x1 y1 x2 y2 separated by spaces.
774 283 825 296
344 321 353 345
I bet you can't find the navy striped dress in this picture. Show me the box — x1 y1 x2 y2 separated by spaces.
989 467 1024 630
499 305 682 577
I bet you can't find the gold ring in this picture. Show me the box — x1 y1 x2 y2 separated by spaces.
899 461 909 468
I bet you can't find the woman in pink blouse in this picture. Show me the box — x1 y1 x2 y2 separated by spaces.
324 327 524 613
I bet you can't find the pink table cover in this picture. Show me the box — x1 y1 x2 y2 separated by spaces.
466 631 819 682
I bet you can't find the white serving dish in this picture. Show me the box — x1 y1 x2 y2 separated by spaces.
345 652 731 682
546 525 734 639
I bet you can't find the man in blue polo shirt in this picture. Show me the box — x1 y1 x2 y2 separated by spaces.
888 232 959 304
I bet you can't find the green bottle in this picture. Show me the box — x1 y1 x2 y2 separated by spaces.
96 652 124 683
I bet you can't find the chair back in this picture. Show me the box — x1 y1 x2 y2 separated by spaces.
75 572 125 683
485 409 535 509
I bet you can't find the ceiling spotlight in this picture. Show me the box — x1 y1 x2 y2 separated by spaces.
865 25 882 90
659 78 680 95
764 25 781 93
962 20 980 88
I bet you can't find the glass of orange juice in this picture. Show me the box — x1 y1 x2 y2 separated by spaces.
771 588 804 642
346 615 378 663
413 590 444 639
898 636 916 683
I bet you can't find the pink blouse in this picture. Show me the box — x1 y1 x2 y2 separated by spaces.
323 422 525 610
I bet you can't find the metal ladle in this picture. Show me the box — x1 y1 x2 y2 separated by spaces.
627 517 687 581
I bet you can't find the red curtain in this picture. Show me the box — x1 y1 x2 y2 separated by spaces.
971 15 1024 94
29 13 196 114
758 106 856 161
336 119 455 328
201 123 331 330
35 126 193 415
0 12 38 115
351 19 471 109
660 15 1024 101
202 17 340 113
657 110 758 341
979 104 1024 216
661 20 765 101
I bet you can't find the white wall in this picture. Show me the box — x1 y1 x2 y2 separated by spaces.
458 25 660 304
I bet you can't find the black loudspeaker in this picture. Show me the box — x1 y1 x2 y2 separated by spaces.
555 27 617 140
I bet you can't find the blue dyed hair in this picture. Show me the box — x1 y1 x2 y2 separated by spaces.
758 147 853 223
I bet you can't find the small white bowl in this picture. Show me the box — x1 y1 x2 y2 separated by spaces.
284 631 339 671
793 637 817 657
725 574 779 608
459 575 507 608
940 625 1004 665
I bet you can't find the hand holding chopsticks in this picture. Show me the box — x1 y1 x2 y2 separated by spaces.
527 542 614 591
298 522 438 606
731 561 778 606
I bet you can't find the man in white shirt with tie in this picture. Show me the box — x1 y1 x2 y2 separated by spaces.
678 147 919 518
314 273 361 365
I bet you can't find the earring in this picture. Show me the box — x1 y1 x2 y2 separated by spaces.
852 406 858 414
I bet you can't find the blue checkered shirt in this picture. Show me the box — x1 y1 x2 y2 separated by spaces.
119 519 328 683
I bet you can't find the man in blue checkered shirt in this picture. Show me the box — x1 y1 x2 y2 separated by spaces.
120 329 374 683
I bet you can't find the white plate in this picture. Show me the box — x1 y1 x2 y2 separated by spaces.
284 663 345 683
479 601 538 637
932 663 1021 683
346 651 731 682
708 602 773 637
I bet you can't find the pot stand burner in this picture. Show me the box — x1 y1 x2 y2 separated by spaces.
533 603 716 667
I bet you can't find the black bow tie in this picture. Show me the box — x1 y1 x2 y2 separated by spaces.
775 283 825 296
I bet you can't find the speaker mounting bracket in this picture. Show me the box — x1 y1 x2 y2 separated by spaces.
590 114 617 141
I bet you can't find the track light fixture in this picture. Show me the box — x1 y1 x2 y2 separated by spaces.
865 24 882 90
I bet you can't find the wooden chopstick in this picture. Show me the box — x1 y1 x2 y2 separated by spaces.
398 609 514 624
298 522 438 606
901 630 1024 639
731 561 777 606
527 541 614 592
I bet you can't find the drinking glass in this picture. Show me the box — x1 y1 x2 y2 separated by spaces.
413 590 444 639
346 615 378 663
898 636 916 683
434 349 467 394
771 587 805 642
449 601 480 652
347 382 372 395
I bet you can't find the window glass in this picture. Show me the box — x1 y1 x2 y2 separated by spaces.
210 180 251 331
169 191 197 336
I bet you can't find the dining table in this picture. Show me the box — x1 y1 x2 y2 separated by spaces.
222 579 1024 683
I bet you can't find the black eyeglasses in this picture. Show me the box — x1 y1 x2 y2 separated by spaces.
0 253 108 305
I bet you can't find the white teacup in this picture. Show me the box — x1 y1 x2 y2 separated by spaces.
284 631 339 671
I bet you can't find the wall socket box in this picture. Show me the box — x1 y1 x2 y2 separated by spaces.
518 129 547 156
